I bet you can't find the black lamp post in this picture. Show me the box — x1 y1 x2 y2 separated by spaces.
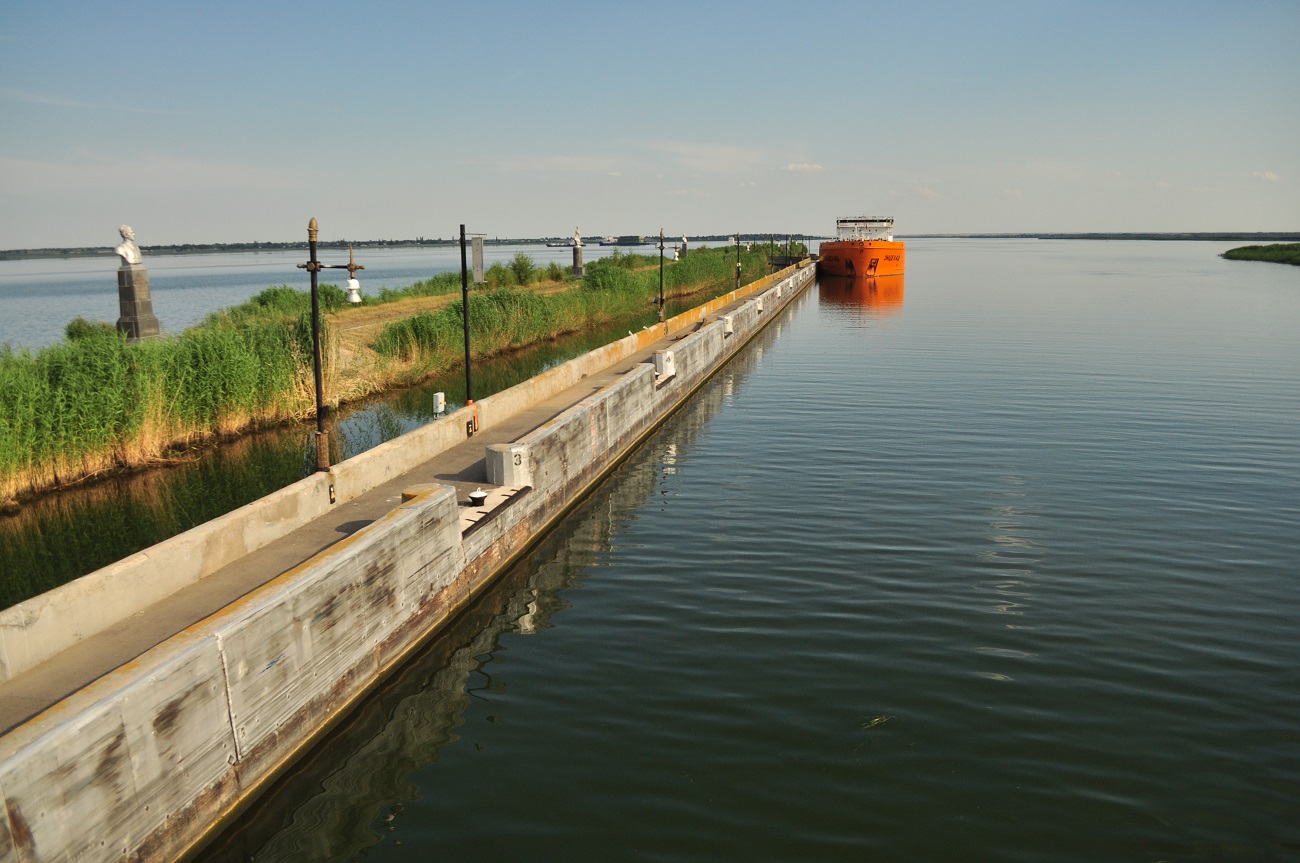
735 233 742 289
658 228 666 331
297 217 363 473
460 224 472 414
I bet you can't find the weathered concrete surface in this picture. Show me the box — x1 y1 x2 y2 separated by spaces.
0 484 461 863
0 262 814 863
0 265 798 690
0 471 334 684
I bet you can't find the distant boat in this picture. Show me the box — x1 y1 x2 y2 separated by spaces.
817 217 905 277
545 240 574 248
599 235 649 246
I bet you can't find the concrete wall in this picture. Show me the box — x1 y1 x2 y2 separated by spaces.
0 262 814 863
0 264 801 686
0 482 463 863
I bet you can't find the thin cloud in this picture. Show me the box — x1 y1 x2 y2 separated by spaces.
784 163 823 173
1251 171 1280 182
0 152 282 194
1026 159 1087 176
497 154 621 174
0 87 177 115
644 140 763 174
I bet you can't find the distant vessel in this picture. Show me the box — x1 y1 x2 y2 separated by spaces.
599 235 648 246
545 240 574 248
817 218 905 277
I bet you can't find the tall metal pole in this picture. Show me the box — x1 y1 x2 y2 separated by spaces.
459 224 474 418
658 228 665 331
735 233 742 289
307 218 328 471
296 219 363 483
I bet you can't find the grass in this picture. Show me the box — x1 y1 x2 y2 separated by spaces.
0 308 316 503
1221 243 1300 266
371 245 772 379
0 245 781 505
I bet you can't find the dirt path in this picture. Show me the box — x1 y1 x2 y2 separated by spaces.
324 263 717 402
327 277 573 354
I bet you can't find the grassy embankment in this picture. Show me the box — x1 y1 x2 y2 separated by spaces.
1221 243 1300 266
0 247 773 506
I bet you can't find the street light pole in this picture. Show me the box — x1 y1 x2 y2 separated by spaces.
459 224 477 434
297 217 364 475
735 233 742 289
658 228 665 331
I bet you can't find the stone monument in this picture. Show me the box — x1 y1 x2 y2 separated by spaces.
114 225 160 340
571 226 584 277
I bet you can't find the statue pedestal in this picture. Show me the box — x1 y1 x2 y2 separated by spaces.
571 245 584 277
116 264 161 341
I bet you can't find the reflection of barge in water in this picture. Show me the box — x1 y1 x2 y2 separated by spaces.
818 274 905 317
817 217 905 277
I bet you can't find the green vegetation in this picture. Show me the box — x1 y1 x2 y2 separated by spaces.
372 245 771 376
1221 243 1300 266
0 245 782 504
0 311 313 503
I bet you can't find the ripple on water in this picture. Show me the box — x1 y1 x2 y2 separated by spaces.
199 244 1300 863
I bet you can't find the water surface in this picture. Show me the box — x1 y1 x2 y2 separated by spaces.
201 240 1300 861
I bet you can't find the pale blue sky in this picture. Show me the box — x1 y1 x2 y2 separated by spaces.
1 0 1295 247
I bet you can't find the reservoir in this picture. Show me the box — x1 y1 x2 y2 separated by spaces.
199 239 1299 861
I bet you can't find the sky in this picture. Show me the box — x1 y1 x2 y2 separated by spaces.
1 0 1296 248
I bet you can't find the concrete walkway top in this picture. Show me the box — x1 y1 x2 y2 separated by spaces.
0 296 761 735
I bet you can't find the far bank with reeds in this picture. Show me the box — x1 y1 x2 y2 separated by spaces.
0 246 778 506
1221 243 1300 266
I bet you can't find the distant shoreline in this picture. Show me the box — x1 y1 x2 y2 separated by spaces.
902 232 1300 242
1221 242 1300 266
3 232 1298 262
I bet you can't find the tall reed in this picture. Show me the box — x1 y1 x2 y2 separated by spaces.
372 246 771 376
0 305 317 503
0 247 772 504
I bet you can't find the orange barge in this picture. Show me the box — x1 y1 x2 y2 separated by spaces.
817 217 905 277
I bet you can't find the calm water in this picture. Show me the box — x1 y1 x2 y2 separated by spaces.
200 240 1300 862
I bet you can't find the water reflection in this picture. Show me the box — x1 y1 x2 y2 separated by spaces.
970 474 1043 683
0 432 315 608
0 271 748 604
0 311 661 605
194 310 765 862
817 274 905 318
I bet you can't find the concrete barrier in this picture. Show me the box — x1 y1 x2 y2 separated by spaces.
0 265 804 686
0 263 814 863
0 471 332 684
0 483 463 863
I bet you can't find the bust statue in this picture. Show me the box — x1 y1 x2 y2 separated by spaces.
115 225 142 266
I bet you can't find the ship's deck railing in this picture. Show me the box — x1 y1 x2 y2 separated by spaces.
835 218 894 241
